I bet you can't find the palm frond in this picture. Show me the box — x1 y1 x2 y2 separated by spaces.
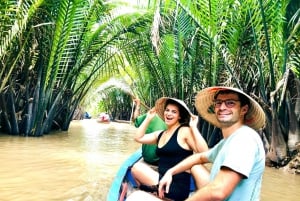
0 0 44 90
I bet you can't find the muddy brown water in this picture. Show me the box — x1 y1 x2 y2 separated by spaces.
0 120 298 201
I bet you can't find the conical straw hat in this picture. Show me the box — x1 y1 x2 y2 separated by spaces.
195 86 266 130
155 97 192 123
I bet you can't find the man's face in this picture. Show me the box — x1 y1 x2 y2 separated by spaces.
213 93 246 127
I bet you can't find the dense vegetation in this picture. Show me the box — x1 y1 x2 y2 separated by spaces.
0 0 299 170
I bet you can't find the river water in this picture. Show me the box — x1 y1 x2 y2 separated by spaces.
0 120 299 201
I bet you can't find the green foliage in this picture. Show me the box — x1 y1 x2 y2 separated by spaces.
0 0 299 168
97 88 132 120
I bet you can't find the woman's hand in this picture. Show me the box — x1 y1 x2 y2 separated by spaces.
146 107 157 120
189 114 199 128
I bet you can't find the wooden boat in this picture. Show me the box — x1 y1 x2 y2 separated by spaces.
107 148 196 201
96 118 110 123
107 148 142 201
96 113 110 123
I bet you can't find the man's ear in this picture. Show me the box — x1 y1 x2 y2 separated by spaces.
241 105 248 115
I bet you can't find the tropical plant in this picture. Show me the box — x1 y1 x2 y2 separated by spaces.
0 0 299 170
150 0 300 167
0 0 157 135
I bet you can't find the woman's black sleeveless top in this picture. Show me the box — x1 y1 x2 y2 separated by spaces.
156 125 192 200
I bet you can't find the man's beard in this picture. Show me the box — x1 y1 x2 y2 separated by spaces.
217 119 237 127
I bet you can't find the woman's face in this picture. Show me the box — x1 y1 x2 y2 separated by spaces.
164 103 181 125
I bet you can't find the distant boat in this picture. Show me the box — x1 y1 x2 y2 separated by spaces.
83 112 92 119
97 113 110 123
107 148 196 201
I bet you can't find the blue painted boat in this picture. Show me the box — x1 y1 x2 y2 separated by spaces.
107 148 196 201
107 148 142 201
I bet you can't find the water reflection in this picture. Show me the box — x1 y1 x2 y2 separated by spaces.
0 120 298 201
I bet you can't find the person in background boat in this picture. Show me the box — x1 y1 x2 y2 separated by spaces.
132 98 167 165
131 97 209 201
158 87 266 201
98 112 110 123
83 111 91 119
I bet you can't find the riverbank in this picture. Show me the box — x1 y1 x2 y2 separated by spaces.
282 143 300 174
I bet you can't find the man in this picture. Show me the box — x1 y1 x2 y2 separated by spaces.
132 98 167 165
158 86 266 201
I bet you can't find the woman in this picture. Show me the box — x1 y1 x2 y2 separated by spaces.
131 97 208 201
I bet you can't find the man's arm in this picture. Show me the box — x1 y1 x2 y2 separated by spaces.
158 153 209 198
186 167 243 201
132 98 141 122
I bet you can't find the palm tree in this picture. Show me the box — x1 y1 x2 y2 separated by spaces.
0 0 158 135
150 0 300 166
0 0 299 168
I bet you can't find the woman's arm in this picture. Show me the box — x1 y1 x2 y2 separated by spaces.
187 115 208 153
134 108 162 144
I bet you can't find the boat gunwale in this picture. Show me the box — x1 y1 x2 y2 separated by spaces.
107 148 142 201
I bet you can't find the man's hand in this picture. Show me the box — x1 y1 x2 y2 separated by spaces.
133 98 141 106
158 171 173 199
